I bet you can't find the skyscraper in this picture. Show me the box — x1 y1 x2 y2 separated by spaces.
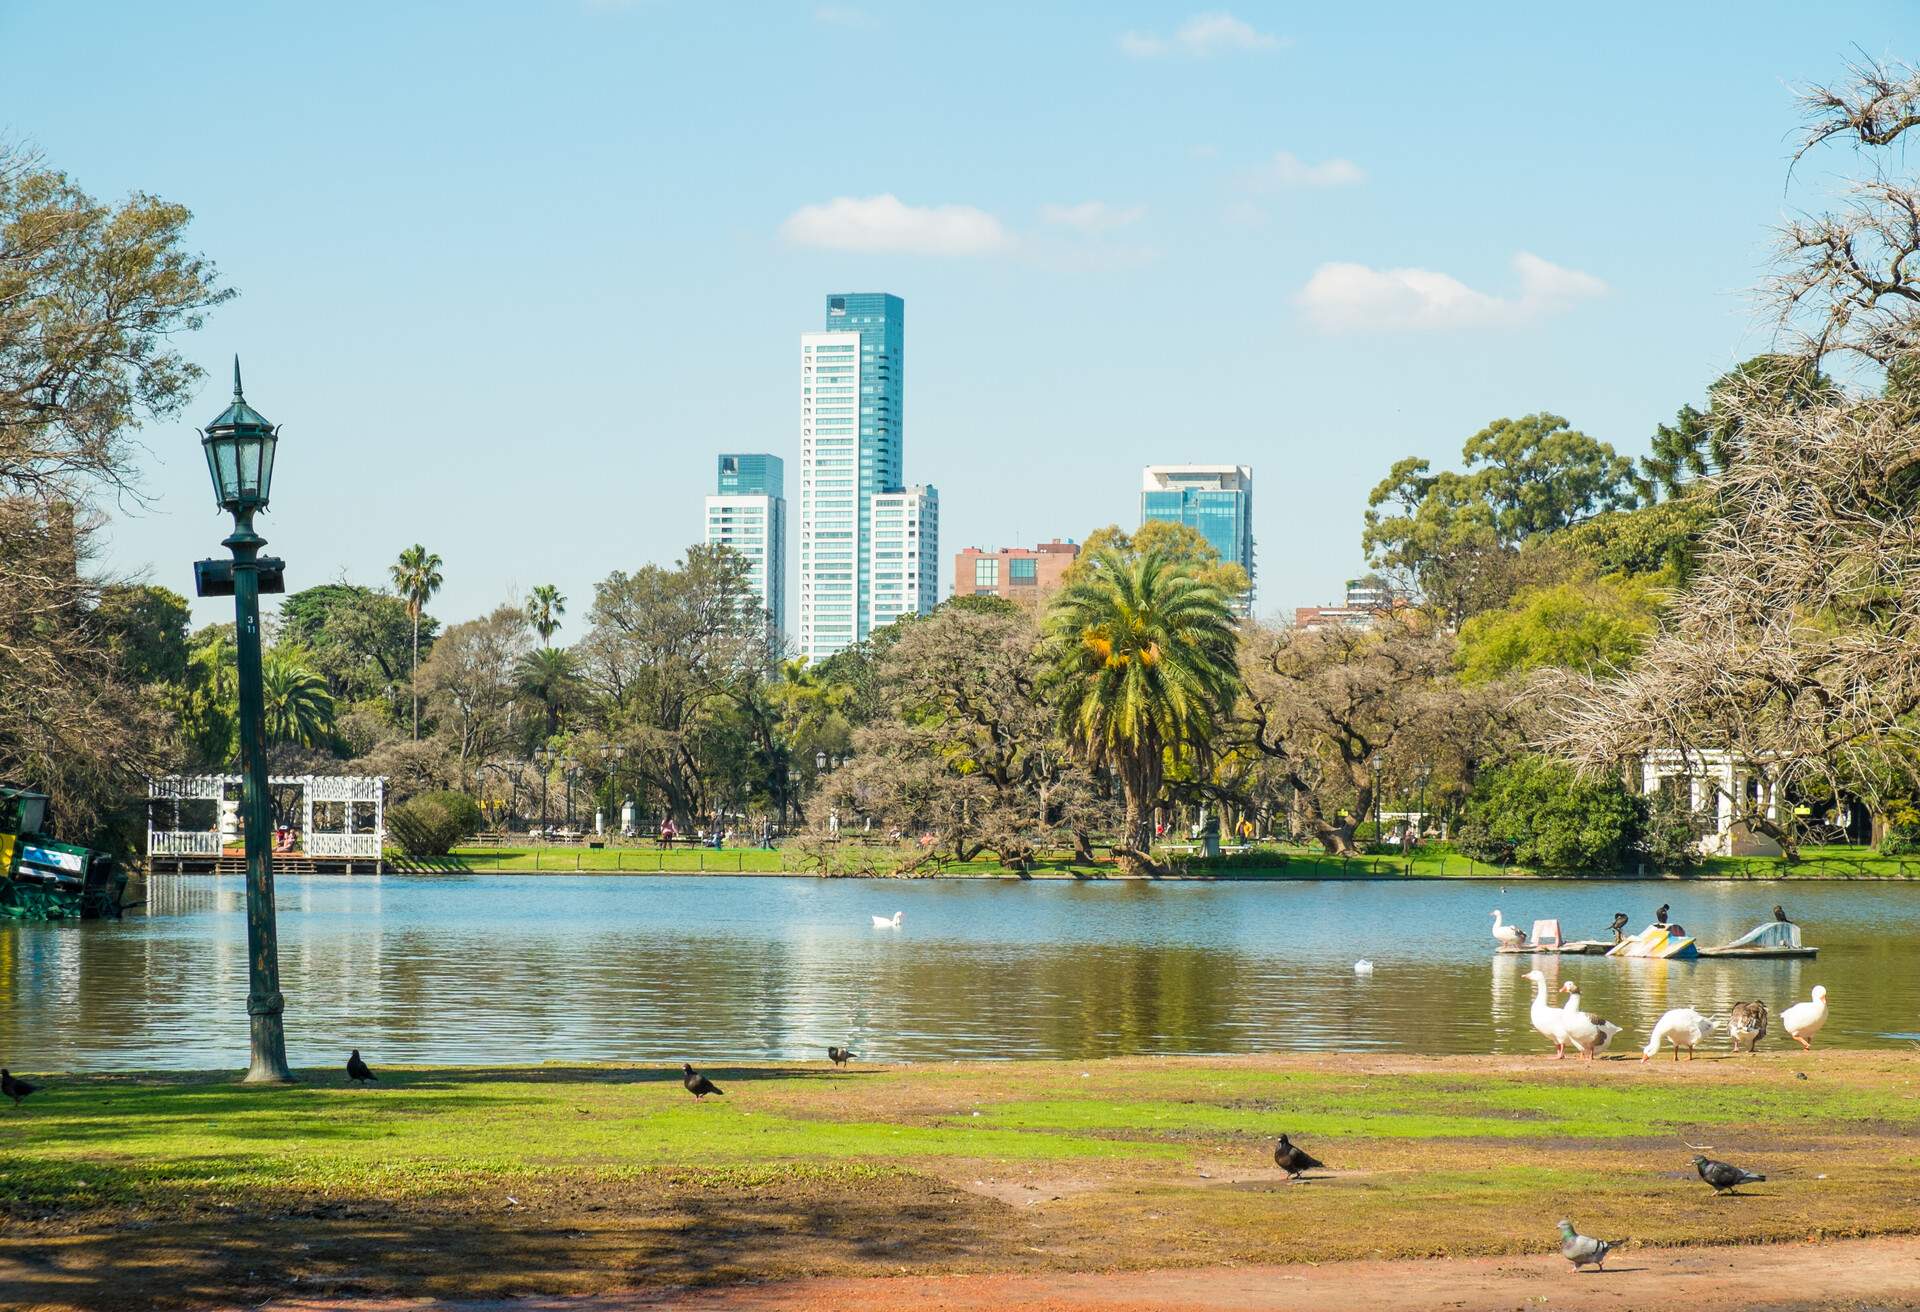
799 293 915 660
1141 464 1255 614
868 485 939 629
705 453 785 638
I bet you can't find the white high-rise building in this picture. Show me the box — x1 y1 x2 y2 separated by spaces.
798 293 907 661
704 453 785 638
868 485 939 630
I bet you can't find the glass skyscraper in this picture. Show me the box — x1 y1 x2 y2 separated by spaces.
1140 464 1255 615
799 293 919 660
705 453 785 639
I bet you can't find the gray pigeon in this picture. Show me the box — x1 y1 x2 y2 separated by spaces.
1557 1218 1614 1271
1273 1134 1325 1180
1693 1155 1765 1194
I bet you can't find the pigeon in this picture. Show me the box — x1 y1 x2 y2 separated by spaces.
682 1062 723 1100
1608 912 1630 942
1729 1001 1769 1053
346 1050 377 1085
1 1069 37 1108
1693 1155 1765 1195
1557 1218 1614 1271
1272 1134 1325 1180
827 1046 856 1067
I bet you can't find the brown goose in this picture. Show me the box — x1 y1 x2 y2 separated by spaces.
1729 1000 1768 1053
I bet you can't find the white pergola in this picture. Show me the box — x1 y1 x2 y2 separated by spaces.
148 774 386 867
1638 749 1782 857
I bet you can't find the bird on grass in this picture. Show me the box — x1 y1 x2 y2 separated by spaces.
1558 982 1621 1059
1272 1134 1325 1181
346 1050 377 1085
1781 985 1829 1051
1694 1155 1765 1195
827 1046 856 1067
682 1063 723 1100
2 1069 38 1109
1642 1008 1720 1062
1729 1001 1769 1053
1557 1218 1615 1271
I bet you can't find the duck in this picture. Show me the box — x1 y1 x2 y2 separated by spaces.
1353 959 1375 975
1558 982 1622 1059
1780 985 1829 1050
1642 1007 1720 1061
1728 1000 1769 1053
1523 969 1570 1057
871 911 904 929
1491 909 1527 948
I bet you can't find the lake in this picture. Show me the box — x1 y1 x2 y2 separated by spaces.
0 874 1909 1071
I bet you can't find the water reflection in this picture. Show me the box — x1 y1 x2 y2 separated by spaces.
0 874 1908 1070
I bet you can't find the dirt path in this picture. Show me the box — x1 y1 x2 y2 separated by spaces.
260 1236 1920 1312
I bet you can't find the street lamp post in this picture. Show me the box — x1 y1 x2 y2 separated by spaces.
193 359 293 1084
1415 765 1433 843
535 748 552 835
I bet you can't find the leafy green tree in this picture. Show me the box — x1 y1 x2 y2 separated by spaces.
279 582 425 722
517 645 580 740
1364 414 1639 623
1042 548 1240 872
260 645 336 749
94 584 189 686
1456 755 1639 873
1634 355 1835 499
180 626 238 766
526 584 566 646
1456 577 1662 684
389 544 444 740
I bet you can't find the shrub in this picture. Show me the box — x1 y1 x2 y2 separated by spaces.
1637 789 1705 872
1879 799 1920 854
1457 756 1639 873
387 791 482 857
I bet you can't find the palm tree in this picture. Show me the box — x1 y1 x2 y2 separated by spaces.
389 544 444 739
526 584 566 646
1042 548 1240 873
516 645 579 740
260 646 336 749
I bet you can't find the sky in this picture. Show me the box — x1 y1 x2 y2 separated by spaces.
5 1 1913 635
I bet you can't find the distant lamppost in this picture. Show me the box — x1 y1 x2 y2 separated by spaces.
815 749 828 772
535 747 553 834
1415 764 1433 841
1369 753 1383 851
193 358 292 1084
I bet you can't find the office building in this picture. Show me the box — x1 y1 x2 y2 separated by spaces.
868 485 939 629
1294 576 1401 631
955 540 1079 600
1140 464 1255 614
798 293 914 659
704 453 785 637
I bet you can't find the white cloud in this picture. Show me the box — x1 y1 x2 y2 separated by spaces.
1119 11 1283 58
812 4 866 25
779 194 1009 257
1040 201 1146 233
1246 150 1366 189
1297 252 1608 332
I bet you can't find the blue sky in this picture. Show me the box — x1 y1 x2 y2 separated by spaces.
5 2 1911 634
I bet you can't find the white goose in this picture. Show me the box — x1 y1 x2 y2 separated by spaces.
1491 909 1527 948
871 911 904 929
1353 959 1375 975
1642 1007 1720 1062
1559 982 1622 1060
1780 985 1829 1050
1523 969 1570 1057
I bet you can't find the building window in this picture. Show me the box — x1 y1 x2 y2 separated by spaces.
1009 558 1037 586
974 558 999 588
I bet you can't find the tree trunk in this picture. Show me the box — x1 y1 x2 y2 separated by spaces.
409 611 420 741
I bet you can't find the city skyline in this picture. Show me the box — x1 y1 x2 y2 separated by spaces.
7 2 1907 635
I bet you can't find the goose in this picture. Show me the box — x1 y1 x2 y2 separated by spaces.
1523 969 1570 1057
1728 1000 1768 1053
871 911 904 929
1780 985 1829 1050
1491 909 1527 948
1642 1007 1720 1061
1558 982 1622 1059
1353 959 1375 975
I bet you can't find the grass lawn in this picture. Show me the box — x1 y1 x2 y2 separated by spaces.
417 841 1920 880
3 1052 1917 1309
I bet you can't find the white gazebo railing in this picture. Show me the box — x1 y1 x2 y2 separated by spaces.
147 774 386 869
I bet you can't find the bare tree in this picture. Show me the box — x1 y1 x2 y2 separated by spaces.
418 605 533 791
